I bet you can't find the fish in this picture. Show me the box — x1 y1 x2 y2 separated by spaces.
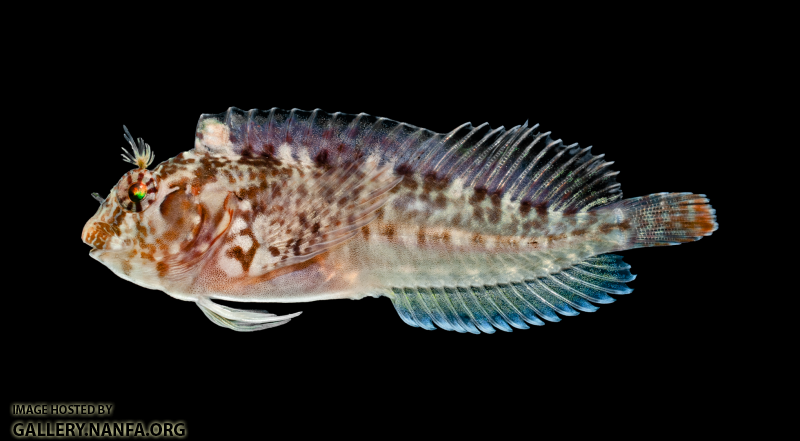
82 107 718 334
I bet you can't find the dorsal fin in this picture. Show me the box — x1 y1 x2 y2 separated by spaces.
194 107 621 212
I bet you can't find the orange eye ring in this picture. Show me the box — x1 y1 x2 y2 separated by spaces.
116 169 158 212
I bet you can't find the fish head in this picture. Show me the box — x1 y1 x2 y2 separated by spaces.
82 165 168 288
82 127 233 298
85 166 178 287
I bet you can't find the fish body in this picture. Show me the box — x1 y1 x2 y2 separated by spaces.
82 107 717 333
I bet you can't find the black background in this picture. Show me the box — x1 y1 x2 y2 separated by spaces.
9 27 741 438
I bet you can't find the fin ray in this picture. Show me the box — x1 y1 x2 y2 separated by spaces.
197 297 301 332
389 254 637 333
195 107 621 212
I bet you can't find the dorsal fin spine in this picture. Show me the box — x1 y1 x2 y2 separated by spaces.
359 114 385 154
494 129 547 199
470 124 528 188
534 144 590 205
196 107 625 213
504 132 554 201
480 122 532 191
556 160 614 212
574 170 621 212
444 125 503 180
430 122 487 174
479 121 529 185
461 126 515 188
549 153 605 211
418 122 473 174
486 124 539 194
563 168 618 212
543 146 594 207
581 182 623 212
521 139 572 204
303 109 319 146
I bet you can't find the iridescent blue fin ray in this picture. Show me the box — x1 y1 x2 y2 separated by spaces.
389 254 636 333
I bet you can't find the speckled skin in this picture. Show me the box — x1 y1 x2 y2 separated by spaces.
83 107 717 332
83 143 628 303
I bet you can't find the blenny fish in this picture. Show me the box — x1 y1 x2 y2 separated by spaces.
82 107 718 334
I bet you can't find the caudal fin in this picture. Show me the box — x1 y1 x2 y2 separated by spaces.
615 192 718 248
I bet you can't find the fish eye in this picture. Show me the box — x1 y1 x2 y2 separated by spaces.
116 169 158 212
128 182 147 201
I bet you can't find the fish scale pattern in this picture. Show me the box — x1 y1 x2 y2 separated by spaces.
390 254 635 334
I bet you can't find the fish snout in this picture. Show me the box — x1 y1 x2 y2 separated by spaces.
82 220 122 250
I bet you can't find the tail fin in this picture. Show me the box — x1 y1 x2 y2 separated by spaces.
615 192 718 248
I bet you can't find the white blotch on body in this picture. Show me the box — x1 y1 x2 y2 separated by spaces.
231 217 247 235
219 255 244 277
232 235 253 251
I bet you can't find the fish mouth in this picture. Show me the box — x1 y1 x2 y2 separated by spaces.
82 220 121 251
81 221 96 248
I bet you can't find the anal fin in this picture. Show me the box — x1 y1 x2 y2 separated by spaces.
389 254 635 334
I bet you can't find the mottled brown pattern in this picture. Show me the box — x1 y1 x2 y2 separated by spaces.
519 201 533 216
381 224 396 240
534 202 548 217
433 194 447 209
469 188 488 205
228 229 260 273
422 172 448 193
472 206 484 222
487 206 502 224
97 221 121 237
598 223 616 234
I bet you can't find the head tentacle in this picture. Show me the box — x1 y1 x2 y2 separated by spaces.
121 125 155 169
